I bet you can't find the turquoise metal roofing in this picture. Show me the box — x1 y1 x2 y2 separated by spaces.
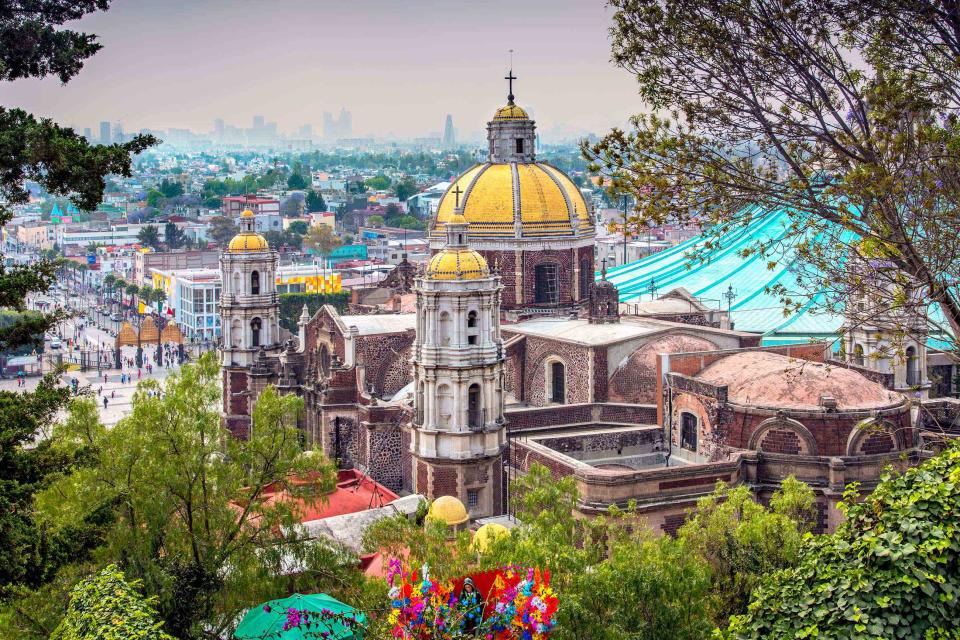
602 207 841 346
603 207 954 349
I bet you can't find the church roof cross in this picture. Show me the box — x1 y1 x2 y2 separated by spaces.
453 182 463 209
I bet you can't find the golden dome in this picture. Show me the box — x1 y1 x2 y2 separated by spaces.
433 162 594 239
426 248 489 280
241 208 255 218
228 233 269 252
427 495 469 526
471 522 510 552
493 104 529 120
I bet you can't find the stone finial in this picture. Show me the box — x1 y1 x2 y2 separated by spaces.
299 303 310 326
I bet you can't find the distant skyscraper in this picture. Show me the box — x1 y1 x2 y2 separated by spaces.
442 114 456 147
99 121 111 145
253 115 265 130
298 123 312 139
83 127 93 141
323 110 352 140
214 118 225 139
112 122 124 144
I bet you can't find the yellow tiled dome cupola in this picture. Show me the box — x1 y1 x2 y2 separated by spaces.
493 104 529 121
227 209 270 252
426 211 490 280
427 495 470 527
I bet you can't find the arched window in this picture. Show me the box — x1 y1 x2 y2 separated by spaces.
547 360 566 403
251 317 262 347
230 318 241 348
439 311 452 346
437 384 453 428
853 343 865 367
534 263 559 305
466 310 479 345
906 346 919 385
250 270 260 295
468 383 483 430
680 412 698 452
415 381 425 425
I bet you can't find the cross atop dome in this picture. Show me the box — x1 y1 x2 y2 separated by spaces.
505 68 516 106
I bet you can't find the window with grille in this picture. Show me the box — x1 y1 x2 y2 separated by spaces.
467 489 479 509
534 263 559 304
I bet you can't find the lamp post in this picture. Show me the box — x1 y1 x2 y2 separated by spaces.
621 194 629 265
723 283 737 329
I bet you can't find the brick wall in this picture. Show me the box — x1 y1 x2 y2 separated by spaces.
523 336 593 405
355 331 414 397
510 441 576 478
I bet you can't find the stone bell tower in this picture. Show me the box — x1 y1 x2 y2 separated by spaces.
410 204 506 519
220 209 281 437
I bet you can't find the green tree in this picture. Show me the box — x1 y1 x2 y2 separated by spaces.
302 224 343 257
33 356 358 639
158 178 183 199
305 190 326 212
163 222 186 249
366 215 384 228
0 0 155 604
364 174 391 191
728 444 960 639
125 283 140 312
678 477 815 626
288 220 309 235
584 0 960 356
51 565 174 640
394 177 418 202
145 189 164 209
208 216 237 247
287 173 309 190
137 224 161 250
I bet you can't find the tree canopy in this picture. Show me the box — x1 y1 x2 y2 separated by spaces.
584 0 960 358
727 443 960 639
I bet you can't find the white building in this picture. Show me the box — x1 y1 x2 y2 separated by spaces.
55 223 167 248
152 268 222 341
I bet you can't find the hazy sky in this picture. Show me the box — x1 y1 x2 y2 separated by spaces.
0 0 643 140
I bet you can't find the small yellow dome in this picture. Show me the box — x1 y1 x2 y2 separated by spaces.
228 232 270 252
471 522 510 552
426 248 489 280
428 495 469 526
493 104 529 121
241 208 255 218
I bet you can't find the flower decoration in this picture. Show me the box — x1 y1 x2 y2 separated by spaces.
386 562 559 639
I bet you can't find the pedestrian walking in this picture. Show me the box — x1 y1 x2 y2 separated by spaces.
137 368 141 380
103 396 108 409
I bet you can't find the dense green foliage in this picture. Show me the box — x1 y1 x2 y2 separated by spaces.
51 565 174 640
13 354 370 639
0 0 155 617
678 478 815 625
305 190 327 212
136 224 161 249
365 464 814 639
278 292 351 333
363 175 391 191
728 444 960 639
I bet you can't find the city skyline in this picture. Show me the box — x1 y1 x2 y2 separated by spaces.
1 0 641 139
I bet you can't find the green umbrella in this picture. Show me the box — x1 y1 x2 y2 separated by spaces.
234 593 366 640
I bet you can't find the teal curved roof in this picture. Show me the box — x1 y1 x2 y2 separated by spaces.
602 207 950 349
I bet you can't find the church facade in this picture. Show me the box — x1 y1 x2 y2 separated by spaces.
220 85 929 530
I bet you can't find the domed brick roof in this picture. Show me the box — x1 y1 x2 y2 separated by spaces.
695 351 902 411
